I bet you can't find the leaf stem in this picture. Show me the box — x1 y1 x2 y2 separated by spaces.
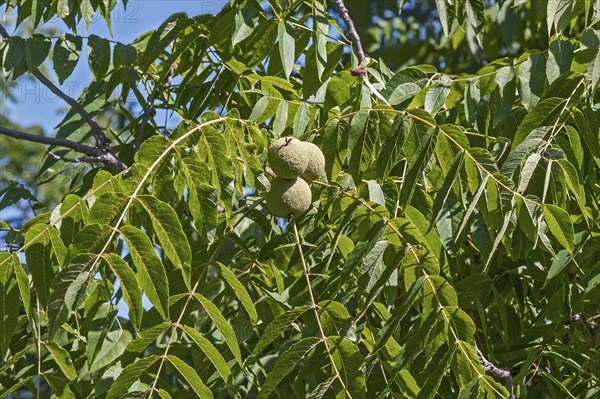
290 218 353 399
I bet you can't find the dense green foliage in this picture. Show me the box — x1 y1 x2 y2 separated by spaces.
1 0 599 398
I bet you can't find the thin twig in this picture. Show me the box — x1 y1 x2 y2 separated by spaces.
331 0 366 63
0 23 127 172
135 61 177 151
1 126 127 171
48 151 103 164
0 24 108 149
475 343 515 399
135 90 156 151
291 218 353 399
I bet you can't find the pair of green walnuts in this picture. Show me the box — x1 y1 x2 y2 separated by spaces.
265 137 325 218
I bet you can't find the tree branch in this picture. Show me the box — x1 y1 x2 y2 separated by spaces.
475 343 515 399
331 0 366 64
48 151 104 164
1 126 127 172
0 23 127 172
1 22 109 149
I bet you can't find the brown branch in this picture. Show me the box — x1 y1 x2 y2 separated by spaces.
475 343 515 399
135 63 177 151
31 69 109 148
0 24 109 149
135 90 156 152
331 0 366 63
48 151 104 164
0 23 127 172
1 126 127 172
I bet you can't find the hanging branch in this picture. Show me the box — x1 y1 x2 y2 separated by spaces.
1 126 127 172
331 0 366 64
475 343 515 399
0 23 127 172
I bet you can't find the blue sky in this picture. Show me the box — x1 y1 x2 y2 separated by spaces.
2 0 233 131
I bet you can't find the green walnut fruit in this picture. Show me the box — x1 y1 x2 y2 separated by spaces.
268 137 309 179
265 177 312 218
300 142 325 182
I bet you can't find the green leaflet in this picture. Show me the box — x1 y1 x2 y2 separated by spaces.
179 325 233 387
194 293 242 364
125 322 172 354
256 337 321 399
89 330 133 373
87 34 110 82
253 306 311 356
25 223 66 307
214 262 258 324
44 341 78 381
319 301 355 339
415 345 456 399
89 192 129 226
372 276 426 355
105 355 159 399
119 225 169 320
194 123 235 203
166 355 214 399
142 13 192 69
25 34 51 71
422 275 458 320
86 302 116 364
349 111 379 184
376 113 408 180
435 0 453 37
501 126 548 176
67 224 115 260
513 97 566 147
313 0 328 80
327 337 366 398
543 204 575 253
399 125 438 209
135 195 191 286
278 20 296 79
322 119 348 181
517 51 547 110
0 253 19 356
46 257 90 339
101 253 143 330
232 7 258 46
58 194 89 247
44 373 76 399
173 149 218 243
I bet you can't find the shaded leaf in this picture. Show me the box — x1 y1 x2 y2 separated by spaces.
119 225 169 320
44 341 77 381
543 204 575 252
101 253 143 330
166 355 214 399
256 337 321 399
136 195 191 286
106 356 159 399
194 293 242 364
